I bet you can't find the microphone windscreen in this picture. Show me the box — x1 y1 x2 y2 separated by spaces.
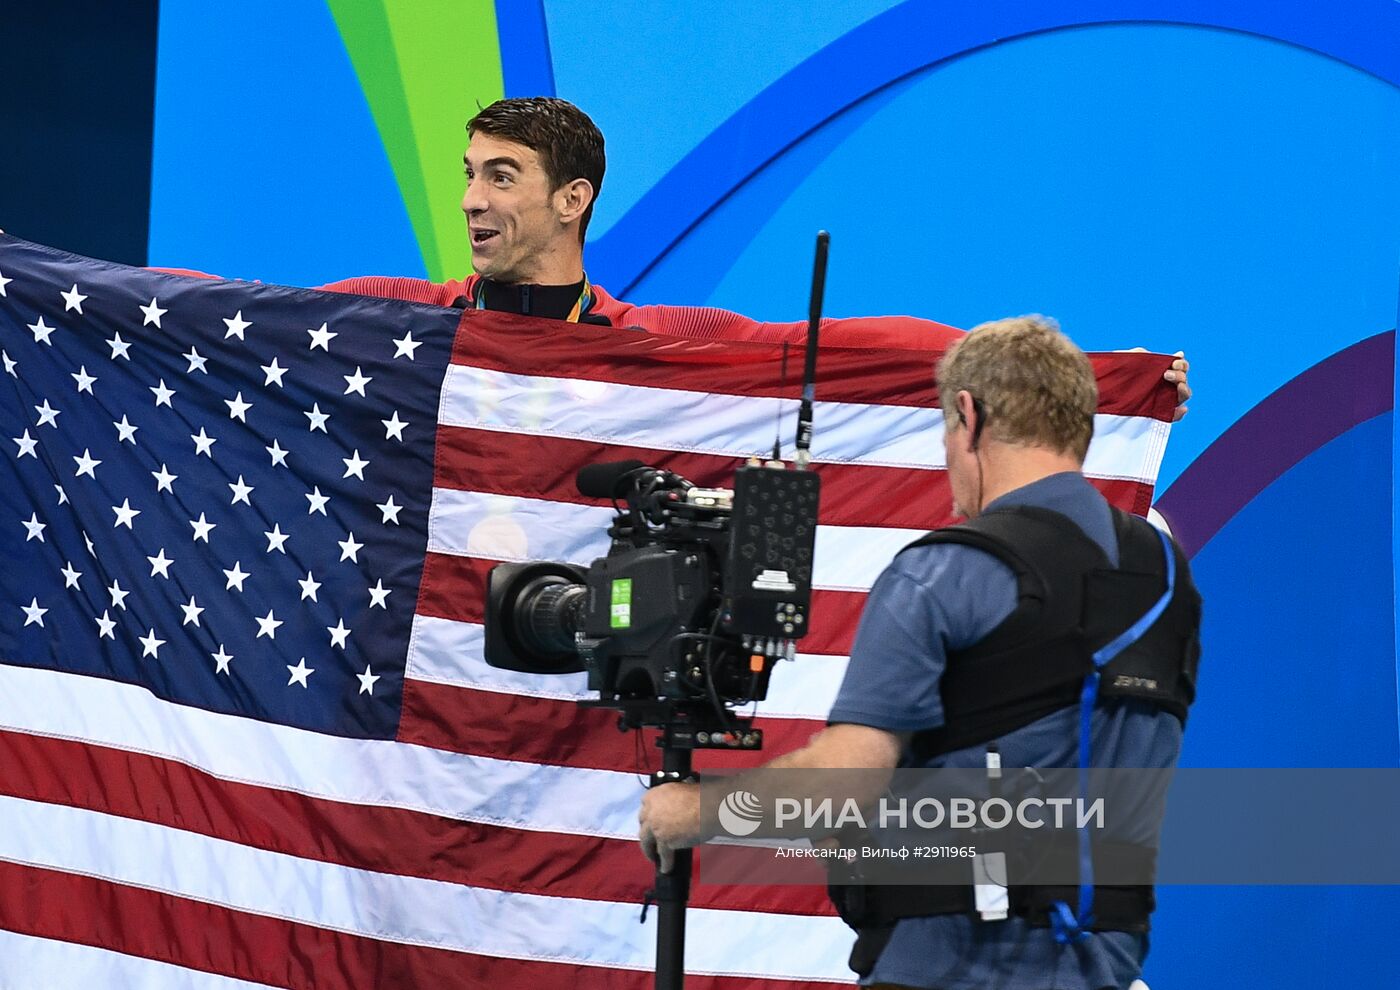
576 459 647 498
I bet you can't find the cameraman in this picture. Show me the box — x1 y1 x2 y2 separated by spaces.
639 316 1201 989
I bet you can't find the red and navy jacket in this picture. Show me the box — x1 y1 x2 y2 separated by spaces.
152 269 966 351
317 274 966 351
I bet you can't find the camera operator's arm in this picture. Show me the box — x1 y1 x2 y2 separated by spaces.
640 541 1016 872
638 724 901 873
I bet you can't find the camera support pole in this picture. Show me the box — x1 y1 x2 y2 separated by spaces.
649 740 695 990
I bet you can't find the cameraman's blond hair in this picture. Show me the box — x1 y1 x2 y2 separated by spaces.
937 315 1097 461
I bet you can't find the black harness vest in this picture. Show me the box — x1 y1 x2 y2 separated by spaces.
831 504 1202 976
910 504 1200 761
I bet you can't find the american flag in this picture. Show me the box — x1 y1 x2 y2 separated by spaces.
0 235 1174 988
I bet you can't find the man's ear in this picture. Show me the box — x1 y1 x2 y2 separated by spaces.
555 178 595 227
955 390 980 452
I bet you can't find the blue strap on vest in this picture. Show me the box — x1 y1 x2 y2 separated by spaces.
1052 525 1177 945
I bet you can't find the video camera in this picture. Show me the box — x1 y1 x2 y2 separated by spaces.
483 458 820 716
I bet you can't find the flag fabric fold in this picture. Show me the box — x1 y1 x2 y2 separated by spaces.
0 236 1173 988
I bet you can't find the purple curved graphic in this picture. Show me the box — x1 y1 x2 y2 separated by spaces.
587 0 1400 295
1155 331 1394 558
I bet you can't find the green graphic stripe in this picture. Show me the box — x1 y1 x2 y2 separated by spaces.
329 0 504 282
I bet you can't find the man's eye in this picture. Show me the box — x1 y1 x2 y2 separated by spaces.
494 174 513 186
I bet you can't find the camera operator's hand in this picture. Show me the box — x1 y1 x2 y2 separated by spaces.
639 782 702 874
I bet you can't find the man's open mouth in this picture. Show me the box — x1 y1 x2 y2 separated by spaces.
471 229 499 245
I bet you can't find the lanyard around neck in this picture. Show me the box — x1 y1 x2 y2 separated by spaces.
474 275 592 323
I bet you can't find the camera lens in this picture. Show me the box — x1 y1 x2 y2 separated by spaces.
516 578 587 657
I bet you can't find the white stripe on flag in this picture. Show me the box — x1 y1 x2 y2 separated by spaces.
405 612 850 721
427 489 924 592
441 364 943 468
0 664 641 839
0 795 854 981
0 929 282 990
440 363 1169 481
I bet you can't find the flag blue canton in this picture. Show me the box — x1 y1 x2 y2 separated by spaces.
0 239 461 737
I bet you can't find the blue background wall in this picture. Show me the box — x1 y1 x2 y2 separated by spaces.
7 1 1399 984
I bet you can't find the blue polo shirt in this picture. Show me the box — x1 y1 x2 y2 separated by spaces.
827 472 1182 990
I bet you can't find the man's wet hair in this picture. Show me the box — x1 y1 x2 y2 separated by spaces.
468 97 606 242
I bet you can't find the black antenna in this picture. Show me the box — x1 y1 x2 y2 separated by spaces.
772 342 789 461
794 230 829 469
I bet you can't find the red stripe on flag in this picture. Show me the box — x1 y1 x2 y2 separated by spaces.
449 310 1177 418
433 425 958 530
0 729 832 917
0 861 838 990
397 678 827 773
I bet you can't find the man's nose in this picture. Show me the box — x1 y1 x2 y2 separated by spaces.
462 178 486 215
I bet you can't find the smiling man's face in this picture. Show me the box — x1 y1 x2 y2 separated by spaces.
462 132 578 285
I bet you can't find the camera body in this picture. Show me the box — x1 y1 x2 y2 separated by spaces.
484 461 820 708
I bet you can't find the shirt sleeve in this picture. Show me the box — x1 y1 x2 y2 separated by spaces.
826 543 1019 733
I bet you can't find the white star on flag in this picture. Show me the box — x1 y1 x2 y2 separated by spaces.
74 449 101 478
72 366 97 393
343 366 372 396
225 392 252 421
342 450 369 480
112 499 141 529
229 476 254 506
190 512 216 542
60 562 82 588
298 572 321 601
255 610 283 640
180 596 205 627
264 524 290 554
305 487 329 515
261 357 288 387
382 411 408 441
212 644 234 674
183 346 208 373
60 284 87 313
108 580 129 610
139 297 167 328
223 311 251 340
28 317 56 345
367 580 391 609
191 428 217 457
113 415 139 443
266 439 289 466
307 322 337 351
304 403 329 433
13 430 38 458
2 350 16 376
21 598 48 627
152 463 177 492
22 513 46 542
338 532 363 563
150 379 176 407
0 270 12 295
223 562 250 592
376 495 402 524
357 665 381 695
139 628 166 658
392 331 421 359
287 657 314 687
107 332 132 360
147 548 174 578
35 400 60 428
327 619 351 649
94 610 116 639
